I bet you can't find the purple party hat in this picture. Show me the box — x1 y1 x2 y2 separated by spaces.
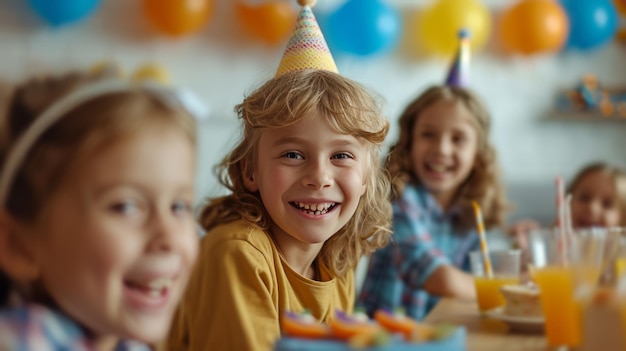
445 29 471 87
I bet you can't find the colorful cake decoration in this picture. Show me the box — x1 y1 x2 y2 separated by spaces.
374 308 434 342
274 0 338 77
281 310 330 339
328 310 385 342
276 309 465 350
445 28 471 87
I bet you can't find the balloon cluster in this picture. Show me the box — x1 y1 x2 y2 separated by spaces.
499 0 618 55
234 0 402 57
27 0 215 37
24 0 621 57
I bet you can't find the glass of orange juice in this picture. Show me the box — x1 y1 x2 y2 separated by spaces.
529 227 607 349
469 250 521 313
600 227 626 286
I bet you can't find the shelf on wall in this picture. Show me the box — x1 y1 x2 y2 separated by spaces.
548 110 626 122
550 84 626 121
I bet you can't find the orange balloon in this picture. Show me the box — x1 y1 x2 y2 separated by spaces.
615 0 626 14
235 1 297 45
144 0 213 37
500 0 569 55
617 0 626 43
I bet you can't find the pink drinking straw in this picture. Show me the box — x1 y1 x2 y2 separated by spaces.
555 177 568 266
472 201 493 278
564 193 574 262
564 193 573 234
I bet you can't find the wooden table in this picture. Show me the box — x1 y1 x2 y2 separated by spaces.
423 298 548 351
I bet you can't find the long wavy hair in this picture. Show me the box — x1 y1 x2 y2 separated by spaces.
385 85 508 231
199 69 392 277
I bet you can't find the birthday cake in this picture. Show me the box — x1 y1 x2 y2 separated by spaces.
499 284 543 318
273 309 466 351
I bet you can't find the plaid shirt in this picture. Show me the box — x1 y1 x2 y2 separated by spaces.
0 303 150 351
357 184 479 320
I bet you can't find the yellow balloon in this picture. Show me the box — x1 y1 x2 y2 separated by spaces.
416 0 491 57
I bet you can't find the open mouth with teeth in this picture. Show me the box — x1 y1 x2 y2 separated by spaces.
425 162 452 173
290 201 338 216
124 278 173 299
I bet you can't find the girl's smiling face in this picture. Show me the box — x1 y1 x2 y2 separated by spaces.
410 99 479 209
21 123 198 344
571 170 622 228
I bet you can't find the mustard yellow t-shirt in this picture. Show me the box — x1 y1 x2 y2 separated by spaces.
166 219 354 351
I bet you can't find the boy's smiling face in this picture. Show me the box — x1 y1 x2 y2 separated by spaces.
19 123 198 344
245 111 368 257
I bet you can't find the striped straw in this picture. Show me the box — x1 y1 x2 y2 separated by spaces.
471 201 493 278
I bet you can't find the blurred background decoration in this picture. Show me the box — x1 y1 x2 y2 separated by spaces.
616 0 626 43
323 0 401 57
413 0 492 57
499 0 569 55
28 0 101 27
16 0 625 59
143 0 214 37
235 0 297 46
560 0 618 51
132 63 172 84
554 74 626 119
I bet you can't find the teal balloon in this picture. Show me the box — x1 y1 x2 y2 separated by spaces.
29 0 101 27
325 0 401 57
560 0 618 50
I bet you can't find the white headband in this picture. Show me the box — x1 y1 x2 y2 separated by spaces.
0 79 210 206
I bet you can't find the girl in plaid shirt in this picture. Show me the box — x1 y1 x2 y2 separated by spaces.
358 86 509 320
0 67 202 350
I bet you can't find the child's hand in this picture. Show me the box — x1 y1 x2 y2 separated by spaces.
507 219 540 279
507 219 540 251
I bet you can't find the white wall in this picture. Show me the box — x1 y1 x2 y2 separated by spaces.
1 0 625 225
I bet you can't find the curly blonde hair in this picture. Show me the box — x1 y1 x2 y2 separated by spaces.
199 69 392 277
385 85 508 231
567 162 626 226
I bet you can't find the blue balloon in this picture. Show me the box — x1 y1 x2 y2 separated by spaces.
29 0 101 27
560 0 619 50
325 0 401 57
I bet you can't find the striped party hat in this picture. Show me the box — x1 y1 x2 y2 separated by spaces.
445 29 471 87
275 0 338 77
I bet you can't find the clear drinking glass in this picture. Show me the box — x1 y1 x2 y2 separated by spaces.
469 249 521 313
529 227 607 349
